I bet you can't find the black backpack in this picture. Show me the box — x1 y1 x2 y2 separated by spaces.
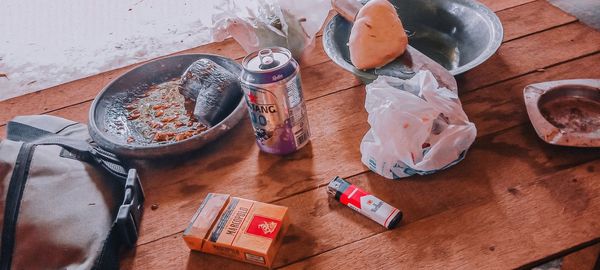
0 115 144 269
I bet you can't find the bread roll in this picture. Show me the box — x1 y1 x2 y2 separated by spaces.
349 0 408 69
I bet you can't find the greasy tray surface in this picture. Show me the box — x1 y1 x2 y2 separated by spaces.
89 54 247 159
524 79 600 147
323 0 503 78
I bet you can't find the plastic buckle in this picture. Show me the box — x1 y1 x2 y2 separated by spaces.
116 169 145 247
89 146 128 179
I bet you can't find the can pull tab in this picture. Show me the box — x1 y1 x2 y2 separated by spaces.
259 49 279 70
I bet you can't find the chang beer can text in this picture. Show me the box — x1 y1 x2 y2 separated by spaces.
240 47 310 155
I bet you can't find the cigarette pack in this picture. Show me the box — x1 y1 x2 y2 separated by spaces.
183 193 289 268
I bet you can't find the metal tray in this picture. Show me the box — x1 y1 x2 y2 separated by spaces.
524 79 600 147
88 54 247 159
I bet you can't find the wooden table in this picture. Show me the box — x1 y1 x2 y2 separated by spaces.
1 0 600 268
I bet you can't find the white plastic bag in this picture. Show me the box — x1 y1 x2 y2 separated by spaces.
360 70 477 179
211 0 331 59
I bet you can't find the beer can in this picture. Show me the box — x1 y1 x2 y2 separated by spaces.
327 176 403 229
240 47 310 155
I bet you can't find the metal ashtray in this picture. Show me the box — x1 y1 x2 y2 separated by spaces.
323 0 503 79
524 79 600 147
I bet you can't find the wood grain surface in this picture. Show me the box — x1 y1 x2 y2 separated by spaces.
562 243 600 270
1 0 599 269
285 160 600 269
499 0 576 42
124 51 600 249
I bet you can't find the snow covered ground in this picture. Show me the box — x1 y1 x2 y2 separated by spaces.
0 0 222 101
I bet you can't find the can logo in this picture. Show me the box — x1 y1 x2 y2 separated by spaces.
244 87 285 144
246 215 281 239
247 91 278 114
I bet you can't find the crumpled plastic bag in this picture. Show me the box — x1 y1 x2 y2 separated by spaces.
211 0 331 59
360 70 477 179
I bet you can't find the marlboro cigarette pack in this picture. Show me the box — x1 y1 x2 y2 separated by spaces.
183 193 289 268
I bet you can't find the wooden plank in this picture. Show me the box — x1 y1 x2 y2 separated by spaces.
458 22 600 92
0 0 558 128
302 58 361 101
284 160 600 269
3 53 599 252
3 54 599 236
479 0 536 12
121 52 600 263
498 0 576 42
130 113 600 244
561 243 600 270
463 52 600 137
123 133 600 269
119 50 600 266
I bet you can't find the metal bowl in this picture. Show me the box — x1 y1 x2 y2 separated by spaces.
89 54 247 159
323 0 503 78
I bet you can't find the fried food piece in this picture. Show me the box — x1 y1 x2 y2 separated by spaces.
180 58 242 127
348 0 408 69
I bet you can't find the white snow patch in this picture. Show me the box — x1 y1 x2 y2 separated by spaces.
0 0 224 101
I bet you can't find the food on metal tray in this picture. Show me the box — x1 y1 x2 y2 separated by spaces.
119 57 243 145
183 193 289 268
123 79 207 144
348 0 408 69
180 58 242 126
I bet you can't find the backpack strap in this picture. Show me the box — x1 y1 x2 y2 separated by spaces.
0 143 37 270
95 169 145 270
33 135 129 180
